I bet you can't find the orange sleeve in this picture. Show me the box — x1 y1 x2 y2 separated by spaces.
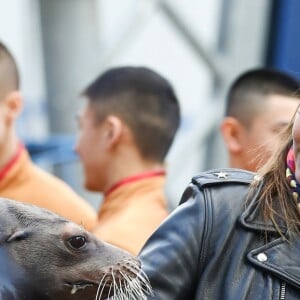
1 164 97 231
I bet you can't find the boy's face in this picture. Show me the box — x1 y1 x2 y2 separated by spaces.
0 100 7 149
75 100 109 192
240 94 299 171
0 92 18 151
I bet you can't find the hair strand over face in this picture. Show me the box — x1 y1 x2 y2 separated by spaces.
250 106 300 237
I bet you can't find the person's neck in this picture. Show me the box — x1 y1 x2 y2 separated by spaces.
104 158 165 194
0 132 20 170
229 155 255 172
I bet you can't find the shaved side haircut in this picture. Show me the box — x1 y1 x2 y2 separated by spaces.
0 42 19 99
82 66 180 162
226 68 300 127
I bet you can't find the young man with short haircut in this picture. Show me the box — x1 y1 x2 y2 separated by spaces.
221 68 300 171
76 66 180 254
0 41 96 230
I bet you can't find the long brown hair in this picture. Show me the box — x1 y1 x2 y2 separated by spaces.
252 106 300 235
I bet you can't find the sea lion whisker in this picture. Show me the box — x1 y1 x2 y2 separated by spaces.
117 271 133 299
112 265 135 300
95 273 108 300
118 270 131 285
138 274 153 295
121 279 130 300
107 282 113 299
132 279 145 299
113 269 123 300
108 268 115 299
125 262 144 279
125 263 153 295
119 271 143 299
138 267 151 283
138 279 154 297
96 275 110 300
113 286 122 300
117 272 129 300
114 270 128 300
125 265 150 290
124 260 146 283
132 275 152 299
119 276 128 300
124 280 132 299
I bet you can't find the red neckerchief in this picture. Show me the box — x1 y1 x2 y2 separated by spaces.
286 147 300 202
104 170 166 197
287 146 296 173
0 143 24 181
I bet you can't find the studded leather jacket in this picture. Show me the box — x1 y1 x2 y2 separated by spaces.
139 169 300 299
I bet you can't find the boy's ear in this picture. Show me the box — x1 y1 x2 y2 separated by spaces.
5 91 23 123
220 117 245 153
104 116 124 147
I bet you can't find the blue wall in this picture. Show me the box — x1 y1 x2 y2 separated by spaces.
267 0 300 80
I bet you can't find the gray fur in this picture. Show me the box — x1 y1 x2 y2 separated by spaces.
0 198 152 300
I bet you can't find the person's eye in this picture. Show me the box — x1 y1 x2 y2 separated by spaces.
67 236 87 250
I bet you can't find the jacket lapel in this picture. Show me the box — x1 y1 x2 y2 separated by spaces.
239 181 287 233
247 236 300 289
239 181 300 288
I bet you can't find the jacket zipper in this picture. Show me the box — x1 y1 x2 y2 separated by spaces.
280 282 286 300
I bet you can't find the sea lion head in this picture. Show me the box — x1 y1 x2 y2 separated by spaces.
0 198 152 300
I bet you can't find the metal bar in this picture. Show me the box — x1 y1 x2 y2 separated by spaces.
158 0 224 84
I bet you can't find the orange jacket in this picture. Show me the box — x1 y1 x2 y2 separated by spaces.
93 174 169 255
0 145 97 231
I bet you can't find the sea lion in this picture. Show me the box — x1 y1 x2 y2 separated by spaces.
0 198 152 300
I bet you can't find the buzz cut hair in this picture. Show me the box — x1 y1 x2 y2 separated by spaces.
226 68 300 126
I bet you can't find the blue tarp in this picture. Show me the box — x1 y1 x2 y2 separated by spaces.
25 134 78 166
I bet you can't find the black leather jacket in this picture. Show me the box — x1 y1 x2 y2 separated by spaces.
139 169 300 299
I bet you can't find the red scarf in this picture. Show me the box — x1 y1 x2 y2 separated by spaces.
105 170 166 197
286 147 300 202
0 143 24 181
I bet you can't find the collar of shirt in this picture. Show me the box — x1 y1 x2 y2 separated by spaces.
104 170 166 197
0 143 24 181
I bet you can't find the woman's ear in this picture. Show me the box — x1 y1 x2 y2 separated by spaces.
220 117 245 154
4 91 23 124
104 116 123 148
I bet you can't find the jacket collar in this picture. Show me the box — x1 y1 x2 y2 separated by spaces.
0 143 24 182
239 180 287 234
240 180 300 289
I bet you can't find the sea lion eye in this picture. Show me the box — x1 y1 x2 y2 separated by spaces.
68 236 87 250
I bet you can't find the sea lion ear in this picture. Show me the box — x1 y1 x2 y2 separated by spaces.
6 230 30 243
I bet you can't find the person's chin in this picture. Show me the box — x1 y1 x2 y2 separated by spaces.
84 181 101 192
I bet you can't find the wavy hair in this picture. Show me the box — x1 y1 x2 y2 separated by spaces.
252 105 300 235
